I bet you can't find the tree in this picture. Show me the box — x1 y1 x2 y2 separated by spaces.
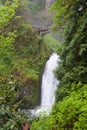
51 0 87 101
0 1 29 129
0 0 18 75
51 83 87 129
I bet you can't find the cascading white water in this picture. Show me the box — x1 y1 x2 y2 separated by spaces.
41 53 59 108
32 53 60 116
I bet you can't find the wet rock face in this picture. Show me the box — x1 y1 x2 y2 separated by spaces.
45 0 55 8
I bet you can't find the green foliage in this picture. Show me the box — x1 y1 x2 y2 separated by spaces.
0 1 30 129
44 33 62 54
39 1 87 130
31 115 56 130
31 83 87 130
23 1 87 130
0 0 18 75
52 83 87 129
0 106 29 130
52 0 87 101
0 75 29 129
0 0 50 129
44 0 87 129
0 0 18 28
0 0 50 107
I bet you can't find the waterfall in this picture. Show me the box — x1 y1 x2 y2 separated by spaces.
41 53 59 108
30 53 60 117
31 53 60 117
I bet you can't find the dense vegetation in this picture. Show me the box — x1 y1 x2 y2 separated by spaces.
44 33 62 53
1 0 87 129
31 0 87 129
0 0 50 129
